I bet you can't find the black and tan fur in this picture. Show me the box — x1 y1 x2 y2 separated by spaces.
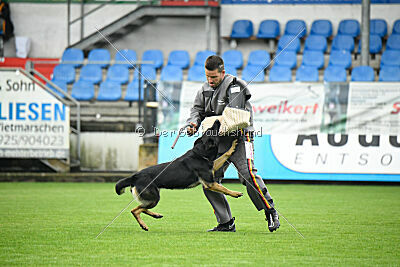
115 120 242 231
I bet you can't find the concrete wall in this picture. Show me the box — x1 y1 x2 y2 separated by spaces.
4 3 399 59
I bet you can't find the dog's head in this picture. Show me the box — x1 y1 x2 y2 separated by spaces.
193 120 221 160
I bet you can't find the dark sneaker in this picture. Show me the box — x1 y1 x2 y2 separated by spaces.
265 209 280 232
207 217 236 232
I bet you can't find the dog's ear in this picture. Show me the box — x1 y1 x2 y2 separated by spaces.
211 119 221 130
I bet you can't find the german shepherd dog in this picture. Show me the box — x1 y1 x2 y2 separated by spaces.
115 120 243 231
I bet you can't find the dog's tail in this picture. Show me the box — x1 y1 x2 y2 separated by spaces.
115 174 137 195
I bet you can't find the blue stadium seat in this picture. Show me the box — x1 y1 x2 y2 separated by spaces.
222 50 243 69
379 66 400 82
277 34 301 53
47 80 68 98
230 19 253 39
194 50 216 66
125 78 144 101
242 65 265 82
160 65 183 81
97 80 122 101
88 49 111 68
114 49 137 68
370 19 387 38
61 48 84 68
79 64 102 84
329 50 352 69
256 20 280 39
134 65 157 82
274 50 297 69
304 35 328 52
386 34 400 51
302 50 324 69
71 80 95 101
224 65 238 76
351 66 375 81
167 50 190 69
142 49 163 69
331 34 355 52
380 50 400 67
269 66 292 82
392 19 400 34
338 19 360 38
357 34 382 54
187 65 206 82
106 65 130 85
324 66 347 82
310 20 332 38
247 50 270 68
295 65 319 82
52 64 75 84
284 19 307 38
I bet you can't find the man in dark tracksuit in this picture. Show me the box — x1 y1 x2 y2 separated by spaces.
186 55 280 232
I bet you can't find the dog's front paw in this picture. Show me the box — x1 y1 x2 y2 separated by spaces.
231 191 243 198
227 139 238 155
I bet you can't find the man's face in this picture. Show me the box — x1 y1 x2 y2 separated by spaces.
205 68 225 88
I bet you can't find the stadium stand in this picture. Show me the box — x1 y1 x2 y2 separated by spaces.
380 50 400 67
310 19 333 38
124 78 144 101
193 50 216 66
114 49 137 68
52 64 75 84
106 65 130 85
187 64 206 82
142 49 164 69
329 50 352 69
79 64 102 84
284 19 307 38
269 65 292 82
71 80 95 101
256 19 280 39
370 19 387 38
274 50 297 69
338 19 360 38
392 19 400 34
242 65 265 82
47 80 68 98
351 66 375 81
331 34 355 52
160 65 183 81
296 65 319 82
222 50 243 69
167 50 190 69
304 34 328 52
61 48 84 68
88 48 111 68
324 66 347 82
357 34 382 54
97 80 122 101
277 34 301 53
224 65 238 76
247 50 270 68
302 50 325 69
134 65 157 81
379 66 400 81
230 19 254 39
386 34 400 50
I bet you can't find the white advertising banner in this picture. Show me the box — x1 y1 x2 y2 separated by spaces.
270 134 400 174
346 82 400 134
250 83 325 133
0 70 70 158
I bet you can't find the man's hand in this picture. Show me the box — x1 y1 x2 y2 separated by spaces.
187 122 198 136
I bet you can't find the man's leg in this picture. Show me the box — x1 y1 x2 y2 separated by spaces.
230 134 280 232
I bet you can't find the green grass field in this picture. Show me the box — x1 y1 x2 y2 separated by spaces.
0 182 399 266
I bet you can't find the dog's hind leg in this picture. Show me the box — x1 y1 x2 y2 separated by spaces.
142 209 163 219
131 205 149 231
213 139 237 174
